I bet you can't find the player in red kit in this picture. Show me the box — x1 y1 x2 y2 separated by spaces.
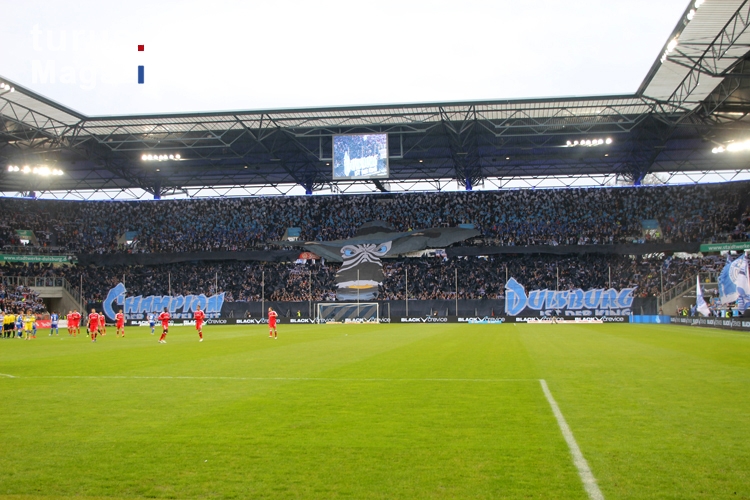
67 310 73 336
88 308 99 342
115 309 125 337
158 307 170 343
268 307 278 339
98 311 107 335
194 305 205 342
70 310 81 337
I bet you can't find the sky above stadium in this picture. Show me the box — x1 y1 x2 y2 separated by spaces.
1 0 690 116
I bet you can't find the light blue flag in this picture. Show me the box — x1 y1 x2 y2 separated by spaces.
718 254 750 312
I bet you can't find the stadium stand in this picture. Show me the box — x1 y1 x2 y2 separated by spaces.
0 181 746 316
0 182 747 255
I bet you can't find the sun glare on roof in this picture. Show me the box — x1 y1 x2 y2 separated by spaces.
0 1 691 115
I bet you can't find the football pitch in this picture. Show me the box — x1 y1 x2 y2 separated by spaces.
1 323 749 500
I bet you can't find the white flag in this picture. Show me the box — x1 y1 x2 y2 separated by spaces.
696 275 710 317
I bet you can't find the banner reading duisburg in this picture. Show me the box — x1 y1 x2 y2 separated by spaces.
504 277 635 317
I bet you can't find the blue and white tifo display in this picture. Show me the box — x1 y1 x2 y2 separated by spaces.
103 283 225 321
333 134 388 179
504 278 635 317
718 254 750 312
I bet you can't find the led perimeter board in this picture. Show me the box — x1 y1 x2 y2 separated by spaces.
332 133 389 180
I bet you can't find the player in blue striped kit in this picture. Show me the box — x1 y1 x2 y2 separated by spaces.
49 311 59 336
15 314 24 338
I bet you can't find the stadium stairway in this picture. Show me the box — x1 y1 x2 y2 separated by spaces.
28 277 86 315
659 272 719 315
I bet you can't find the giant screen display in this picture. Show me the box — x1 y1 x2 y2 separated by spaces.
333 134 388 180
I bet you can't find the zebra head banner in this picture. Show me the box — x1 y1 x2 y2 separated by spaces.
335 241 391 300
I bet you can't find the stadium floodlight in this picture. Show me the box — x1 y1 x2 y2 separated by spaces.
565 137 612 147
661 36 681 63
141 153 182 162
713 140 750 154
727 141 750 152
663 1 705 63
7 164 63 176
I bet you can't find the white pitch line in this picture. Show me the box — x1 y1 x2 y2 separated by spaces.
18 375 537 383
540 379 605 500
0 373 16 378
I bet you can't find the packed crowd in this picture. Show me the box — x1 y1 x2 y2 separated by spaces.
0 261 337 304
0 182 747 255
378 254 726 300
730 207 750 241
0 253 728 306
0 281 46 315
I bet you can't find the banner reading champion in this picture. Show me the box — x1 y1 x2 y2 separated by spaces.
103 283 225 321
504 278 635 317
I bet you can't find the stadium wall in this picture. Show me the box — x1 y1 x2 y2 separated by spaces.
88 297 657 322
670 316 750 331
122 315 632 326
114 315 750 330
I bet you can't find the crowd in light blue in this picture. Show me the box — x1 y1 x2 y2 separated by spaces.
0 182 746 255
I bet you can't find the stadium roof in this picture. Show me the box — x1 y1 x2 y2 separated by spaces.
2 0 750 198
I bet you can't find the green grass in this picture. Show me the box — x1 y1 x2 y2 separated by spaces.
1 323 750 499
